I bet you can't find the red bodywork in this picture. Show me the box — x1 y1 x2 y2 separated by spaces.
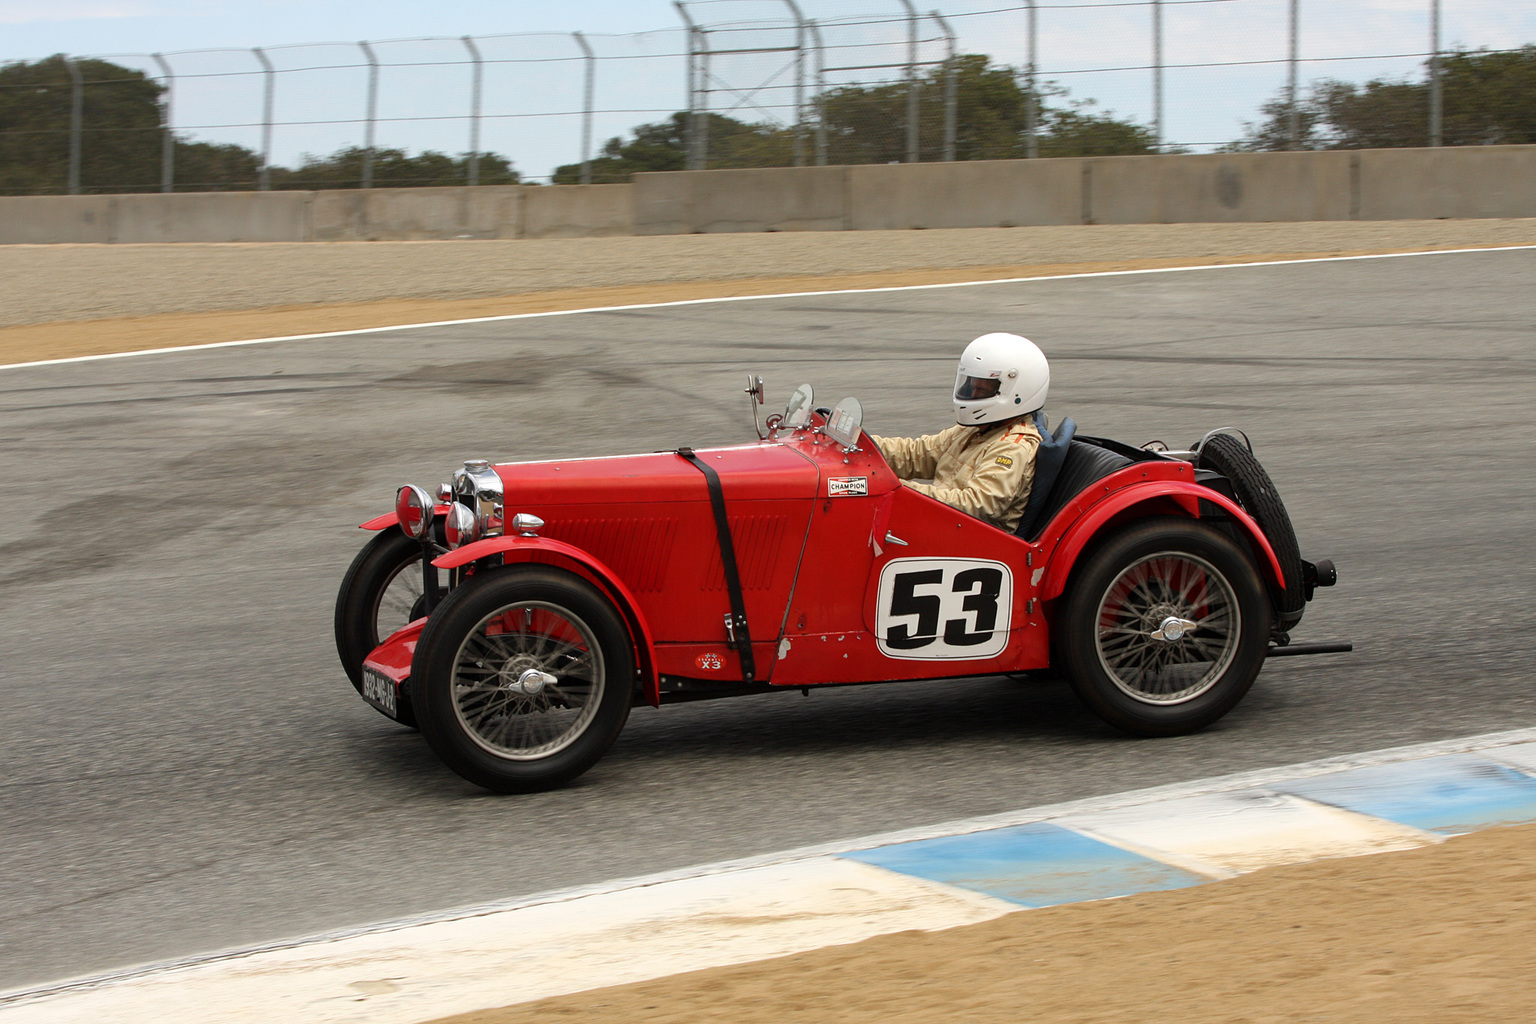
362 431 1282 707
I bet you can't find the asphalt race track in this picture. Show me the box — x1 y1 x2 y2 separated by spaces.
3 249 1533 989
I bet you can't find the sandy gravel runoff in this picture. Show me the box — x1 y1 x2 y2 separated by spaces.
433 823 1536 1024
3 218 1535 366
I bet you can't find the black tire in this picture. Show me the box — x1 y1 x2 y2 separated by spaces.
410 566 634 794
1195 432 1306 633
1059 517 1270 737
334 526 442 726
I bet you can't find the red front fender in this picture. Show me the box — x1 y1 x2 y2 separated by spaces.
359 506 453 531
1039 480 1286 602
434 535 662 707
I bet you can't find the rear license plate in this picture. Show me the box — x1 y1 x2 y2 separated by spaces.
361 667 398 719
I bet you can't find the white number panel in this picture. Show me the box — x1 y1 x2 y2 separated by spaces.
875 558 1013 660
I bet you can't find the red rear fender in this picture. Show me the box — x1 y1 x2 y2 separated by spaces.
433 536 662 707
1039 479 1285 602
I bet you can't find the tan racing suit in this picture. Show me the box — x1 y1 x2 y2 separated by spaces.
870 417 1043 532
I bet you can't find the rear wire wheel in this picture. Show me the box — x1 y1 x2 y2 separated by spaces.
1195 431 1305 633
1060 517 1270 736
411 567 633 793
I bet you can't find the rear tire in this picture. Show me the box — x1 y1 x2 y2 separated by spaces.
1196 432 1305 633
1059 517 1270 737
411 566 633 793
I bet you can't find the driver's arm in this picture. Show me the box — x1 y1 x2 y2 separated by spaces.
906 431 1041 527
870 426 963 480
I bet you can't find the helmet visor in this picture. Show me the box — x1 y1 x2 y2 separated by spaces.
955 375 1002 401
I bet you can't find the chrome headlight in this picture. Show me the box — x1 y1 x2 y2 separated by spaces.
443 503 480 549
449 459 504 543
394 484 434 541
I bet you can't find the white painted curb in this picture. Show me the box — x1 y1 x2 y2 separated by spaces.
6 726 1536 1024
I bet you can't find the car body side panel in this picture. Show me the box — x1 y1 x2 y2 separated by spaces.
775 484 1049 684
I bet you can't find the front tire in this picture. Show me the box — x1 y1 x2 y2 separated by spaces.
334 526 443 727
1059 518 1270 737
411 566 634 793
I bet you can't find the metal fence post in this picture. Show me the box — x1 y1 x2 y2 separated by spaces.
808 18 827 165
898 0 919 162
1024 0 1038 158
1287 0 1300 149
1428 0 1442 146
463 36 483 184
572 32 595 184
66 58 83 195
783 0 807 167
359 41 379 188
151 53 174 192
674 2 708 170
931 11 957 162
253 47 274 190
1151 0 1163 152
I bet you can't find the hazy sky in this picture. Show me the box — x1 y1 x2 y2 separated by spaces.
5 1 1533 180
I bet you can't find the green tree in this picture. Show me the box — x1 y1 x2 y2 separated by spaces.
0 55 164 194
271 146 520 189
1232 45 1536 150
552 112 791 183
172 141 261 191
551 56 1153 181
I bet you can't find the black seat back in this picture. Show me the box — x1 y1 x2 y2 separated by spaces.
1019 439 1134 541
1013 412 1076 541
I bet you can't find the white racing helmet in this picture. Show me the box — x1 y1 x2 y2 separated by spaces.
953 332 1050 426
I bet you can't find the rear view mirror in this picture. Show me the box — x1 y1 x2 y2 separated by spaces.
745 374 767 438
826 397 863 450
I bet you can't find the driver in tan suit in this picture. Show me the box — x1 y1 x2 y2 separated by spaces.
870 333 1048 533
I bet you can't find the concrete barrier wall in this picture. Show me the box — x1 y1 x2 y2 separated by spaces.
311 186 525 241
1084 151 1357 225
3 146 1533 243
634 166 847 234
524 184 633 238
845 160 1085 230
1357 146 1536 220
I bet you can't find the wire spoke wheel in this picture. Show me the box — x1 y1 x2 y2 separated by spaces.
1094 552 1240 705
413 567 634 793
450 601 605 761
335 525 444 727
375 559 428 643
1059 517 1269 737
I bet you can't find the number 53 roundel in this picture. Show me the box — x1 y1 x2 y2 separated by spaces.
875 558 1014 660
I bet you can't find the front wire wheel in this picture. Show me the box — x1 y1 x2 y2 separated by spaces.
451 601 606 761
334 525 445 726
412 567 633 793
1060 518 1269 736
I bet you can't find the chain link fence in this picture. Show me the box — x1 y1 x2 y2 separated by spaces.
0 0 1514 195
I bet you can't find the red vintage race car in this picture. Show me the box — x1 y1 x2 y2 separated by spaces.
335 380 1345 793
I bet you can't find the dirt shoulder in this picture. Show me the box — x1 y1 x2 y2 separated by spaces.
433 822 1536 1024
4 218 1535 366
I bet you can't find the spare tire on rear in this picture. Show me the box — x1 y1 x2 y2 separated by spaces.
1195 432 1305 633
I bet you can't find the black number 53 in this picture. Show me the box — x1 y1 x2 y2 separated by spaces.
877 560 1011 659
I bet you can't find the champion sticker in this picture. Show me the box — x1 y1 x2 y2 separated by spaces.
828 477 869 497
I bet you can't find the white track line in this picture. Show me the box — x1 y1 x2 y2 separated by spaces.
7 724 1535 1009
4 244 1534 373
